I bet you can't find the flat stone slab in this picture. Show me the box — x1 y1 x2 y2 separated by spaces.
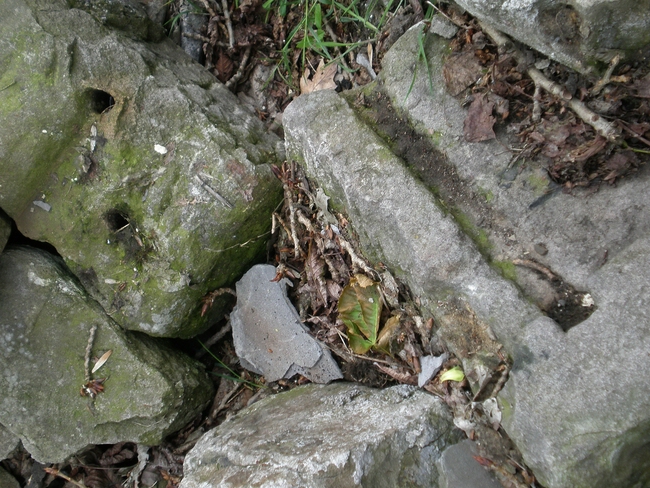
283 25 650 487
437 440 502 488
180 383 461 488
230 264 342 383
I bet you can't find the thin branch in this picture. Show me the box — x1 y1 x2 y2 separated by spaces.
512 258 556 281
84 324 97 383
226 45 252 89
479 22 618 141
221 0 235 49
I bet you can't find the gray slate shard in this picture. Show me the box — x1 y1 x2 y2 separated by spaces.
231 264 342 383
437 440 502 488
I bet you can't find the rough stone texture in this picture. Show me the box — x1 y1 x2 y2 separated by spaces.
180 383 461 488
284 89 541 354
0 467 20 488
231 264 342 383
0 210 10 252
284 23 650 488
0 423 19 460
452 0 650 74
380 27 650 487
0 246 214 463
0 0 283 337
437 440 502 488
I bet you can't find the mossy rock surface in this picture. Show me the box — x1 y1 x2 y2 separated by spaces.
1 0 283 336
0 246 214 463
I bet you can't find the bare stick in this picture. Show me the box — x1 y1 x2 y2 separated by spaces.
226 46 252 89
480 22 618 141
222 0 235 49
198 0 217 17
84 324 97 383
273 212 292 239
532 84 542 122
196 323 232 360
591 53 621 96
337 236 376 277
512 258 556 281
194 174 233 208
374 362 418 385
44 468 87 488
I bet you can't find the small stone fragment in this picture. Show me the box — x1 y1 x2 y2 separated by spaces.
32 201 51 212
418 353 448 387
429 14 459 39
534 243 549 256
230 264 342 383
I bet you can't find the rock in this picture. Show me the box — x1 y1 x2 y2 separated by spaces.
0 423 19 460
230 264 342 383
0 467 20 488
284 87 540 361
0 246 214 463
0 0 283 337
0 211 10 253
453 0 650 74
67 0 166 41
284 23 650 488
437 440 502 488
380 27 650 488
180 383 461 488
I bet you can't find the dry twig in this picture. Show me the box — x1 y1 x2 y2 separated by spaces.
512 258 556 281
221 0 235 49
226 45 252 89
84 324 97 383
480 22 618 141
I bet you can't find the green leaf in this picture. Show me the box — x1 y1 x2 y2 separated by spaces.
313 3 322 30
338 274 381 354
440 366 465 383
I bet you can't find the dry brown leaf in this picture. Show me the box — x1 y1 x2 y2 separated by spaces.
215 53 234 83
300 59 337 95
463 93 496 142
442 49 483 96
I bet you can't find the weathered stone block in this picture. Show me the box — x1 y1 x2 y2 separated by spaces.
0 0 283 337
181 383 461 488
453 0 650 73
0 246 214 463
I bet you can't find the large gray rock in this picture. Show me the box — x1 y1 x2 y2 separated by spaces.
0 423 19 460
0 0 283 337
231 264 342 383
0 246 214 463
380 26 650 488
180 383 461 488
437 440 502 488
453 0 650 73
0 467 20 488
284 23 650 488
284 89 541 355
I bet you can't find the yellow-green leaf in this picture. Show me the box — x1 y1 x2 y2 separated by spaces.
338 274 381 354
440 366 465 383
375 314 401 354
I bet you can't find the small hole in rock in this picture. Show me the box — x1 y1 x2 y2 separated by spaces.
104 209 130 232
88 89 115 114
